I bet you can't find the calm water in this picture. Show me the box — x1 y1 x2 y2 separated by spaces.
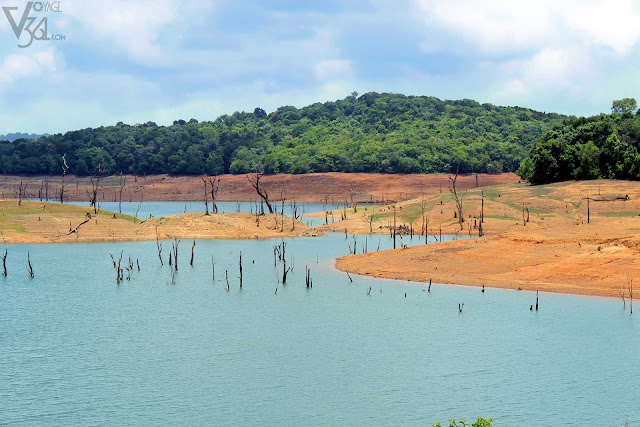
0 232 638 425
65 201 347 227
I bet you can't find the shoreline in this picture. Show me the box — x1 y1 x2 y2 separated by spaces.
333 256 622 301
0 172 520 204
0 200 322 244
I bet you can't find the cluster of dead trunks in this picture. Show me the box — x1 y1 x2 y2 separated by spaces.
0 249 34 279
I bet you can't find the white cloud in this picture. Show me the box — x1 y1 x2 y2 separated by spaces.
413 0 640 56
63 0 214 63
314 59 352 81
0 48 59 83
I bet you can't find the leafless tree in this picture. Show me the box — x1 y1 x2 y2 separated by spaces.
207 175 221 214
155 225 163 266
27 251 34 278
111 251 123 284
134 188 144 222
118 173 126 214
201 176 209 215
247 171 273 213
1 249 7 276
628 277 633 314
448 171 466 230
291 199 298 231
350 184 357 212
239 251 243 288
60 154 69 204
190 240 196 266
87 161 104 214
17 181 27 206
171 239 180 272
522 203 530 226
419 193 429 243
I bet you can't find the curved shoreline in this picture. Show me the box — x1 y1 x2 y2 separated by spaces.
0 200 321 244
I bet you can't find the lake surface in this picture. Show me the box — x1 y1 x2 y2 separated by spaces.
65 200 347 227
0 228 638 425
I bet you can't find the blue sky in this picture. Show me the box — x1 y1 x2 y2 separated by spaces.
1 0 639 134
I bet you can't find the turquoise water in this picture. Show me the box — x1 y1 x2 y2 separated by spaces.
0 232 638 426
66 201 344 227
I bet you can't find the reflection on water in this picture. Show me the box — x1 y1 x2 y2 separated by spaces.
0 231 637 425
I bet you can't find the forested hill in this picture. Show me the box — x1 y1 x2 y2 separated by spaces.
0 92 569 176
0 132 47 142
518 98 640 184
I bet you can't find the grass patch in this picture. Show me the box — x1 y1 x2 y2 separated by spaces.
484 214 520 221
0 200 137 224
598 211 639 217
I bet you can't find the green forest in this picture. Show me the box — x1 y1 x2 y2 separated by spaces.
0 92 568 176
518 98 640 184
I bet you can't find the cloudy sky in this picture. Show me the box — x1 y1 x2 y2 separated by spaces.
0 0 639 134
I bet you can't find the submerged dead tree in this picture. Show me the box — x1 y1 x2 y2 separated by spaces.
1 249 7 276
27 251 34 278
172 239 180 272
305 266 312 288
155 226 163 266
239 251 243 288
628 277 634 314
247 171 273 214
111 251 123 284
190 240 196 266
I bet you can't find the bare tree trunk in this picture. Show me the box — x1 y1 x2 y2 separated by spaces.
350 184 357 212
247 171 273 213
393 206 397 249
60 154 69 204
172 239 180 272
448 171 465 230
1 249 7 276
27 251 34 278
155 226 163 266
628 278 633 314
201 176 209 215
18 180 27 205
208 175 221 214
118 173 126 214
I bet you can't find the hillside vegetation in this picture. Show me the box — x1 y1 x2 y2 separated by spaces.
519 98 640 184
0 92 567 176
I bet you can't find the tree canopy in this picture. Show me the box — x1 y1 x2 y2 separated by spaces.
518 98 640 184
0 92 568 176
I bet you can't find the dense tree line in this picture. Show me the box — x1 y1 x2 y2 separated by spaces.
518 98 640 184
0 92 567 176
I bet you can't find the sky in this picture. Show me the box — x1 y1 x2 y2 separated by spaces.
1 0 640 134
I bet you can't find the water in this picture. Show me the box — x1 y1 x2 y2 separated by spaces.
0 233 638 425
64 201 349 227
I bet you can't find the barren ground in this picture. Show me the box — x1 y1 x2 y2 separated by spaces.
335 180 640 298
0 173 519 204
0 200 320 244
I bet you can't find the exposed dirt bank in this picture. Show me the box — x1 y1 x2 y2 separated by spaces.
0 173 520 204
335 180 640 298
0 200 320 244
